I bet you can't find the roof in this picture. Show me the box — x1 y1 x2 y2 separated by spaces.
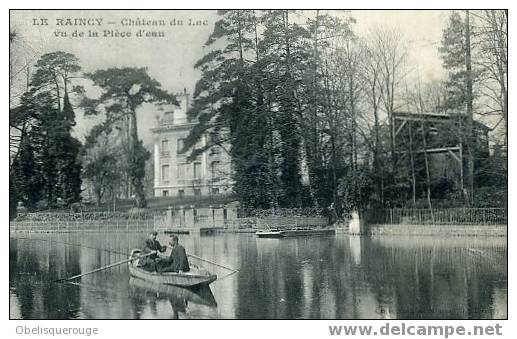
393 111 490 131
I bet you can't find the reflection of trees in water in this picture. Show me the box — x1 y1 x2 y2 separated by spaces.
361 240 507 319
10 234 507 319
236 236 506 319
9 238 82 319
241 237 357 319
240 238 305 318
10 234 219 319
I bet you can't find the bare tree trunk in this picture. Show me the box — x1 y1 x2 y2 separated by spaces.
408 121 416 208
129 110 147 208
371 79 384 205
349 63 357 171
95 185 103 207
306 10 321 207
420 121 434 220
465 10 475 206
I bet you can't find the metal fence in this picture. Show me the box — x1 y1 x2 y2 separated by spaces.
9 219 155 233
13 211 157 221
237 207 324 218
366 208 507 225
10 208 328 232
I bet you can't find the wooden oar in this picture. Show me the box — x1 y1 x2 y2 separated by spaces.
187 253 239 273
55 252 155 283
13 236 128 256
163 245 238 272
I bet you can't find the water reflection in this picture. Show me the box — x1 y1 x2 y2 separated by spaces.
128 278 217 319
9 233 507 319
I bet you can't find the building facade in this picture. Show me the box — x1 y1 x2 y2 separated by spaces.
151 90 232 197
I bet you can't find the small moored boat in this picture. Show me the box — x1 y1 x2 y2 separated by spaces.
256 227 336 238
128 249 217 287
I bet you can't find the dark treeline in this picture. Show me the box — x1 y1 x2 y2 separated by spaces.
9 10 507 218
9 47 177 216
10 52 83 215
184 10 507 215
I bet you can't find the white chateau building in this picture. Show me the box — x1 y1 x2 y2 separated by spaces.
151 90 232 198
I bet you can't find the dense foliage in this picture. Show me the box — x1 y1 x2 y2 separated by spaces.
10 52 83 213
80 67 178 208
9 11 507 218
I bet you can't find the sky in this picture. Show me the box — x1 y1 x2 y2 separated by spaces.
10 10 452 146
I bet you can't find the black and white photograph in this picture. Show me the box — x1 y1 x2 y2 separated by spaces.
9 8 507 325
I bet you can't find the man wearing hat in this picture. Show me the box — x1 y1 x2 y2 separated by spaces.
139 230 166 272
159 235 190 273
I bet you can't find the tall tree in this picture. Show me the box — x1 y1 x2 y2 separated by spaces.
18 51 83 208
83 67 178 208
186 10 279 209
56 93 83 205
439 11 478 204
369 28 408 170
82 125 122 207
190 10 363 211
301 12 357 211
10 51 81 208
260 10 310 207
361 40 385 205
11 135 43 211
472 10 507 147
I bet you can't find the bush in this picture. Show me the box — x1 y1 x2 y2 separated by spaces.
337 169 374 213
474 187 507 208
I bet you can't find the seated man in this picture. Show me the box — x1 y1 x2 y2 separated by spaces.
159 235 190 273
139 231 166 272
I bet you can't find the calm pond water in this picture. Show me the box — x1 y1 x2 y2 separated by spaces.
9 232 507 319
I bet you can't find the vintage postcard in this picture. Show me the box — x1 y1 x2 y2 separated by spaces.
9 8 507 328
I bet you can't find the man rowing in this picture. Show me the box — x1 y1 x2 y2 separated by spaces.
159 235 190 273
139 231 166 272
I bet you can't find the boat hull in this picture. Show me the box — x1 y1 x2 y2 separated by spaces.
256 228 336 238
128 249 217 287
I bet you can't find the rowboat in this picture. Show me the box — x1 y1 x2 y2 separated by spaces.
128 249 217 287
256 227 336 238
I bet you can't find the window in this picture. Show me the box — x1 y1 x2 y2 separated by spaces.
194 188 201 196
193 162 202 179
161 139 169 156
177 163 185 179
178 189 185 198
211 188 219 195
210 161 221 176
161 164 170 182
162 190 169 197
211 161 221 178
210 146 221 155
177 138 185 154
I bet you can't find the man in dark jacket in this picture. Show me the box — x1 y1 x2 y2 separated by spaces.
160 235 190 273
139 231 166 272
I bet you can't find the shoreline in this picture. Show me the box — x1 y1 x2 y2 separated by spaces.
9 225 507 237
